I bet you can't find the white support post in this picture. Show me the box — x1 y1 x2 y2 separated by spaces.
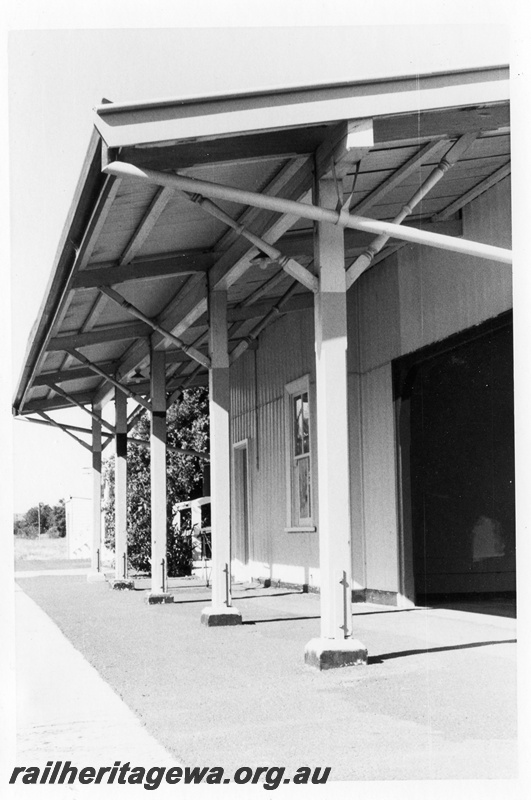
147 348 172 603
305 179 367 669
201 289 241 626
87 407 105 582
110 388 133 589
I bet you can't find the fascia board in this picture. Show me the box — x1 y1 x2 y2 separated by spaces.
94 68 509 149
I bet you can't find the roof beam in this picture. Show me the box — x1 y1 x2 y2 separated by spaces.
117 125 329 171
48 322 150 350
72 252 213 289
32 361 118 385
20 393 96 414
315 118 374 180
373 101 510 143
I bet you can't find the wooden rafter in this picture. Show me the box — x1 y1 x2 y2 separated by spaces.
18 174 122 413
119 186 174 265
93 154 317 407
350 139 446 216
48 322 150 350
33 361 117 386
346 132 479 288
432 162 511 222
72 252 213 289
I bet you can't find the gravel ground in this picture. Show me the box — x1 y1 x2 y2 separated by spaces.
15 573 518 782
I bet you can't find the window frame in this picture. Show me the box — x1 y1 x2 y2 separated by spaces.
284 375 316 532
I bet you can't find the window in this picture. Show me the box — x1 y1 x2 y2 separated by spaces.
285 376 315 531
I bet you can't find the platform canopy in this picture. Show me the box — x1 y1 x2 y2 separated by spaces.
13 64 510 419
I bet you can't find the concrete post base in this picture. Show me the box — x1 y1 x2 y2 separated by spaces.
146 592 174 605
201 605 242 627
109 578 135 591
87 572 107 583
304 637 368 670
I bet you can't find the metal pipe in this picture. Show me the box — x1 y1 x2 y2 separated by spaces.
103 161 512 266
66 347 151 411
224 563 231 607
188 194 318 293
99 286 211 369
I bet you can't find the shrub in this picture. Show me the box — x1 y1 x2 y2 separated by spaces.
103 387 208 577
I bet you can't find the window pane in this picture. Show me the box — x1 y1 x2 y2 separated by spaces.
293 392 310 456
301 392 309 454
296 455 311 521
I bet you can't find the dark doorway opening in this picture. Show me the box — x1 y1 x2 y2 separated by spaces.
394 313 515 606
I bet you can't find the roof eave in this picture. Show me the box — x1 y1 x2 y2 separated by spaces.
12 128 105 416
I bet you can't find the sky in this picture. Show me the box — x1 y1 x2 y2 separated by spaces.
3 1 528 516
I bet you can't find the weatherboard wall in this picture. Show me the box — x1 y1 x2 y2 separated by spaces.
229 178 512 599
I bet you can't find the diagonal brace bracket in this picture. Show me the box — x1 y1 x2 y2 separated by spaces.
187 193 319 293
99 286 211 369
65 347 152 411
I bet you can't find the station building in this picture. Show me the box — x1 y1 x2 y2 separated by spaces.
13 62 513 667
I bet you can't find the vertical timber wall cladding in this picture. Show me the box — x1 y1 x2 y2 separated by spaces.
230 310 320 587
349 176 512 602
229 178 512 599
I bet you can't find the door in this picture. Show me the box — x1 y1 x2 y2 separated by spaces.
233 441 251 574
395 316 515 602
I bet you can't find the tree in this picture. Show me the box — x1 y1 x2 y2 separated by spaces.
104 387 208 575
24 504 53 534
14 498 66 538
50 499 67 538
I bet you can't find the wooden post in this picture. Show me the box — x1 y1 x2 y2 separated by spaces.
147 348 172 603
110 388 134 588
304 178 367 668
201 289 241 625
87 407 105 582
